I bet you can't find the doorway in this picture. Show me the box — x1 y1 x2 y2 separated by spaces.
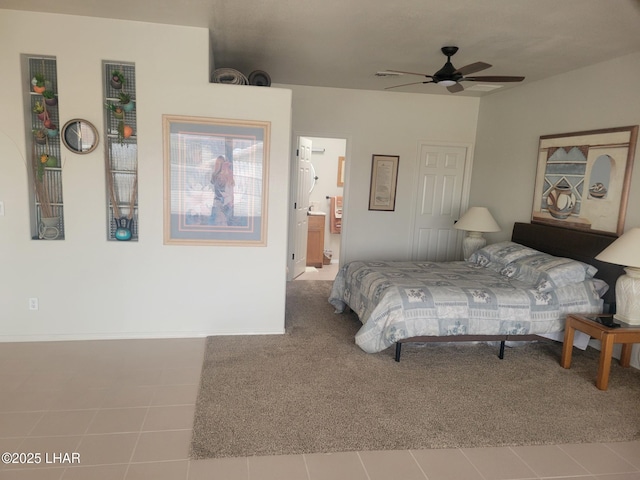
288 135 348 281
411 142 472 261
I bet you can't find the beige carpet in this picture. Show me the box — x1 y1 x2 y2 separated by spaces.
190 280 640 459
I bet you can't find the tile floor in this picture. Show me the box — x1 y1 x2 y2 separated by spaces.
0 337 639 480
294 262 340 281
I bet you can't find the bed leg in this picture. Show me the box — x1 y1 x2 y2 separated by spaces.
395 342 402 362
498 341 505 360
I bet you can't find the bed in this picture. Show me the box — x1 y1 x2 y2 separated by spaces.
329 222 624 360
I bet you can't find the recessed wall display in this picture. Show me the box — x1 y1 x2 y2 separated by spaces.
532 126 638 236
163 115 270 246
103 61 138 241
24 54 65 240
61 119 99 154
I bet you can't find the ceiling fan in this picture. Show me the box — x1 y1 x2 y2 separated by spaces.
385 46 524 93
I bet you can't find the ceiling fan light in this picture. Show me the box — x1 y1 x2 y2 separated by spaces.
437 79 456 87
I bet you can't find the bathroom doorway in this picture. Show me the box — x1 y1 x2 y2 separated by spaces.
288 135 347 281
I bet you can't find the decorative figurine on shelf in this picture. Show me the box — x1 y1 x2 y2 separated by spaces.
114 217 134 241
33 101 47 120
38 216 60 240
42 90 57 106
31 73 46 94
118 92 135 112
105 102 125 119
33 128 47 145
109 175 137 241
110 70 125 89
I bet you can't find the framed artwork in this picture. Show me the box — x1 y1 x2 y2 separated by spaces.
532 125 638 236
337 155 345 187
163 115 270 246
368 154 399 211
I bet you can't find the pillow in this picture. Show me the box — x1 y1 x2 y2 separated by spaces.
591 278 610 298
467 241 539 267
500 252 598 292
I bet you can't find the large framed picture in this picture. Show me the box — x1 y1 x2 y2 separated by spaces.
368 154 399 211
532 126 638 236
163 115 270 246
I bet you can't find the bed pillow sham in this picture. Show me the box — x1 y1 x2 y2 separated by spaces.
467 241 539 268
500 252 598 292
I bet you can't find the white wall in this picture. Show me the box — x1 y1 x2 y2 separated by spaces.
473 51 640 368
472 51 640 243
0 10 292 340
285 85 480 263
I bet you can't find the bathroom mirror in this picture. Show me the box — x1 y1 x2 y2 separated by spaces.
61 119 99 154
309 162 318 193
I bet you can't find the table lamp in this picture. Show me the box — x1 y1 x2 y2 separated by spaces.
595 227 640 325
454 207 501 260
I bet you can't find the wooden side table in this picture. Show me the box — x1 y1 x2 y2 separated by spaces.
561 313 640 390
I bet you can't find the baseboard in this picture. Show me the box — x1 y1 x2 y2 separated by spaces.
0 329 286 343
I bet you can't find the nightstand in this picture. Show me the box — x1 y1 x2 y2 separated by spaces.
561 314 640 390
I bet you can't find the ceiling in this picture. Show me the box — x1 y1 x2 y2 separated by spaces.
3 0 640 96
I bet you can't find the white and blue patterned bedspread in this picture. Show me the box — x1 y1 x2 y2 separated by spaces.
328 261 604 353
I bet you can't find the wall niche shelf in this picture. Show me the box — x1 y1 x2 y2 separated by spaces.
103 61 138 241
23 55 65 240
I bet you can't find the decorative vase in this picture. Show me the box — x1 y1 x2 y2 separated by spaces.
110 78 123 89
37 111 48 121
114 216 133 241
39 216 60 240
122 100 135 112
44 97 57 107
546 179 576 219
113 108 124 119
33 85 46 94
34 135 47 145
46 128 58 138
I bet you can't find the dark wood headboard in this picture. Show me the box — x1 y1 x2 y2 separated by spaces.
511 222 623 311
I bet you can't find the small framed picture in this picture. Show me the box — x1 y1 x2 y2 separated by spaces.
368 154 399 211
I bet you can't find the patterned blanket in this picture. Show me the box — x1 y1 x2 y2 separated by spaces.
329 261 604 353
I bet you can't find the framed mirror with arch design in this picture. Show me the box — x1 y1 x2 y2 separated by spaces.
61 119 99 154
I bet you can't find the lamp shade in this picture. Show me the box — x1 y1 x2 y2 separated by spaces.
454 207 501 233
595 228 640 268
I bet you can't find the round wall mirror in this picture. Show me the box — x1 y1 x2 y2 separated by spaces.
309 162 318 193
61 119 99 154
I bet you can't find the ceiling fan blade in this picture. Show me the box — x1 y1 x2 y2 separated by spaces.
386 69 434 78
384 81 433 90
454 62 492 76
447 83 464 93
464 75 525 82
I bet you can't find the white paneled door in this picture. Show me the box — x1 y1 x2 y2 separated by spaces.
291 137 313 279
412 144 469 261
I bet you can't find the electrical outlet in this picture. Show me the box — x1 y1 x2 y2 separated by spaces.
28 297 39 310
